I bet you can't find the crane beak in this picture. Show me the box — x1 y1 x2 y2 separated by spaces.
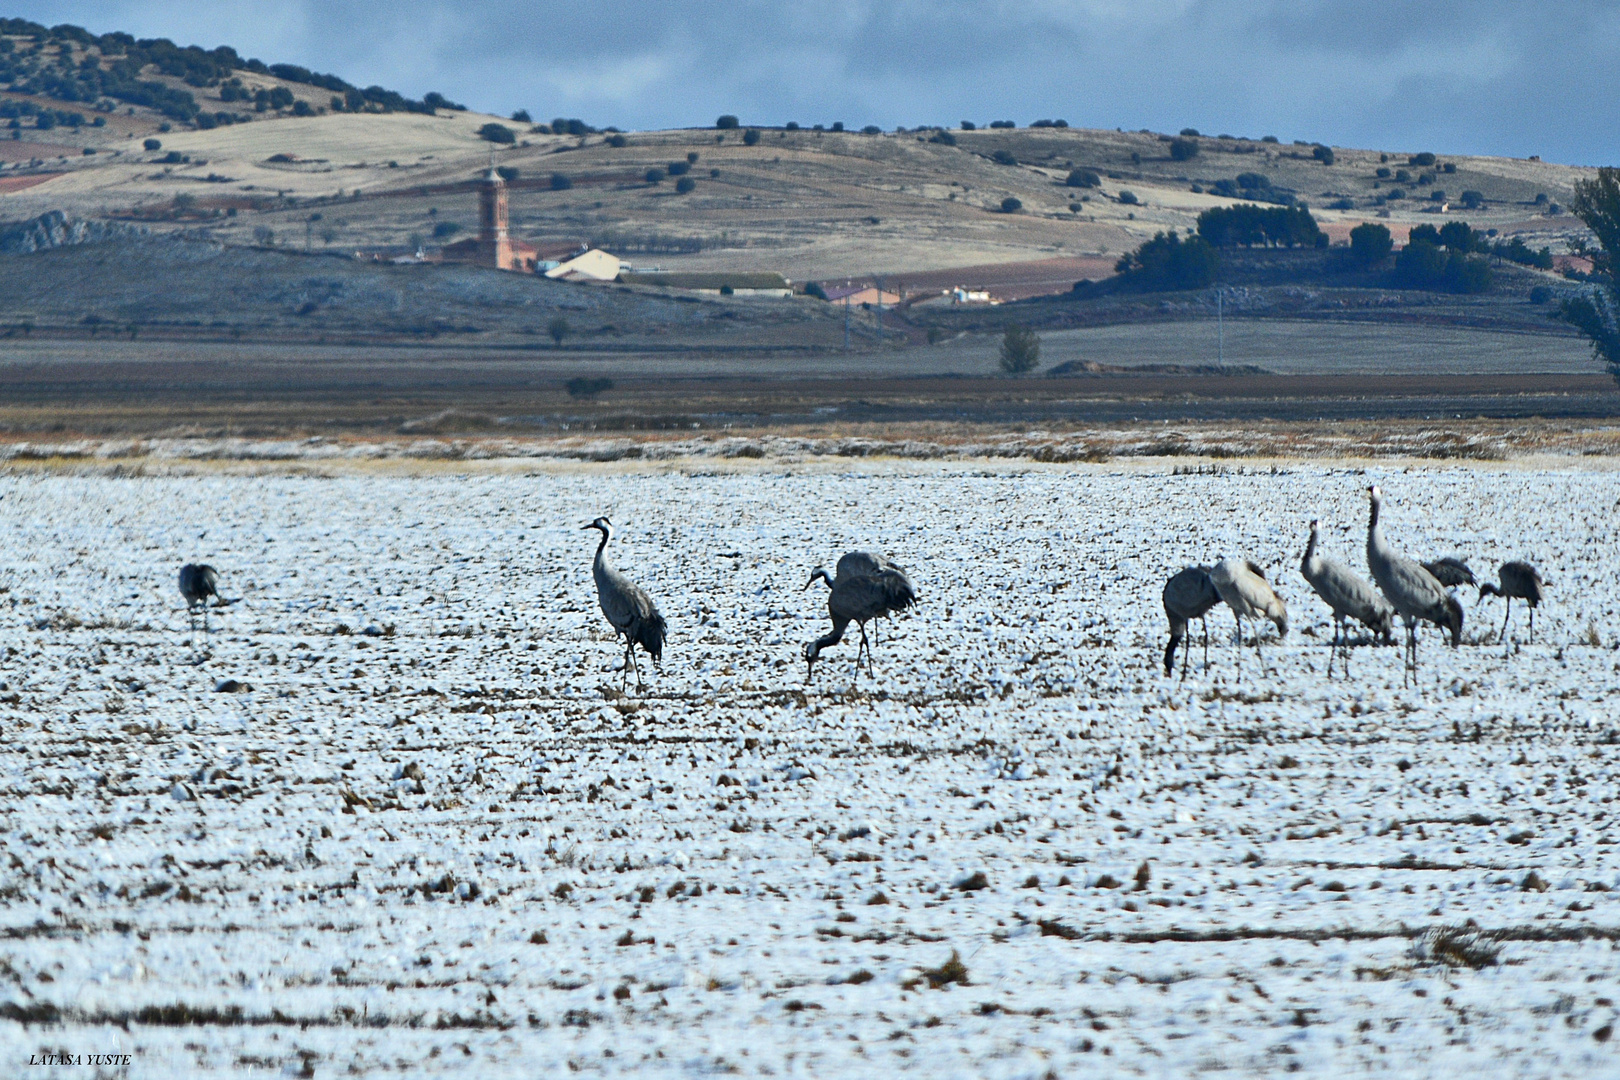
802 577 816 590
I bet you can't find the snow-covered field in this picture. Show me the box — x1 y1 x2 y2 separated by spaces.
1 462 1618 1077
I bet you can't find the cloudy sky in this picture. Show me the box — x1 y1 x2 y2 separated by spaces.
13 1 1619 164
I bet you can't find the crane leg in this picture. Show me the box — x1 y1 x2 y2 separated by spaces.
1200 617 1209 673
1233 613 1243 673
859 623 876 678
1500 600 1512 650
1528 604 1535 643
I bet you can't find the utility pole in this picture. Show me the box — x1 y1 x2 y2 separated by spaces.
1216 286 1224 367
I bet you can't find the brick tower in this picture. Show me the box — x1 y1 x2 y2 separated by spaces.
477 164 514 269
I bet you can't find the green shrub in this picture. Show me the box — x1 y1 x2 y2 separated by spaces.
716 114 739 129
1180 127 1200 137
861 124 881 135
989 120 1015 129
1313 144 1335 165
1000 197 1022 213
565 376 612 398
999 324 1041 373
478 122 516 144
1065 169 1100 188
1439 221 1478 251
1115 231 1219 290
675 176 695 194
960 121 976 131
743 128 760 146
1409 152 1436 166
548 316 570 344
1529 285 1553 304
668 160 690 176
1235 172 1270 190
992 149 1018 166
1197 204 1320 247
606 133 627 147
1375 167 1391 178
644 168 665 184
1396 239 1447 287
143 137 160 151
1408 224 1441 247
1446 252 1492 293
1460 190 1483 209
1117 190 1138 205
432 222 461 238
550 173 572 190
496 166 520 181
1169 136 1199 161
804 281 828 299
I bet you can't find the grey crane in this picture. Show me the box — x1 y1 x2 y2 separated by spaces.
178 563 222 643
1365 485 1462 685
1300 519 1394 678
1421 556 1476 589
584 517 666 690
1479 560 1545 645
804 551 917 683
1162 565 1219 679
1209 558 1288 672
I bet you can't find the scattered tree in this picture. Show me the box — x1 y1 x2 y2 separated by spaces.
1169 136 1199 161
496 166 520 181
1115 231 1219 291
1438 221 1479 252
1117 190 1138 205
143 137 160 151
1459 190 1484 209
1349 222 1393 266
1563 166 1620 384
1529 285 1553 305
548 315 570 345
1065 169 1100 188
550 173 572 190
511 109 531 122
668 160 691 176
742 128 760 146
716 115 739 129
1409 152 1436 166
999 323 1041 373
804 281 828 300
565 376 613 398
606 133 628 147
1312 144 1334 165
675 176 696 194
992 150 1018 166
645 168 666 184
960 121 976 130
478 122 516 144
1000 197 1022 213
861 124 881 134
1179 128 1200 137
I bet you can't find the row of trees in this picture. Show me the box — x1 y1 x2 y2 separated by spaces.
0 18 457 124
1196 205 1322 248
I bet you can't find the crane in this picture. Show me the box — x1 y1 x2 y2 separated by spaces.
1300 519 1394 677
1479 560 1546 645
1162 565 1219 679
1209 558 1287 672
584 517 666 690
804 551 916 683
178 563 222 645
1365 486 1462 685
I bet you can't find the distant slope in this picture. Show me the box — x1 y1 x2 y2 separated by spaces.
0 233 850 349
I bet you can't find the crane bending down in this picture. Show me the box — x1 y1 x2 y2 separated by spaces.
1162 565 1220 679
1209 558 1288 672
178 563 222 644
804 551 916 683
1421 556 1476 589
1300 520 1394 678
1479 560 1545 645
1365 486 1462 685
585 517 666 690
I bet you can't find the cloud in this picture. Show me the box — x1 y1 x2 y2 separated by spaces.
12 0 1619 163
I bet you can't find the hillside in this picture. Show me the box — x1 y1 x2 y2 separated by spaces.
0 19 1597 291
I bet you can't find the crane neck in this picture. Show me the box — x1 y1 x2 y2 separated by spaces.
1302 527 1319 566
593 527 611 564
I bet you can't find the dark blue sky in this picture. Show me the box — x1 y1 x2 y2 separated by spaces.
13 1 1619 165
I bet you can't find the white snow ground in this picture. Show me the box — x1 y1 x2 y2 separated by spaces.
0 463 1617 1077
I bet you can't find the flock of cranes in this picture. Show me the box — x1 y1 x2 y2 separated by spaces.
1164 485 1545 685
175 489 1544 693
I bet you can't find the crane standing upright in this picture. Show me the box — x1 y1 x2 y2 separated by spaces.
584 517 667 691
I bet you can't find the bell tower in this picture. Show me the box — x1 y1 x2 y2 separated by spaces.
477 162 513 269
